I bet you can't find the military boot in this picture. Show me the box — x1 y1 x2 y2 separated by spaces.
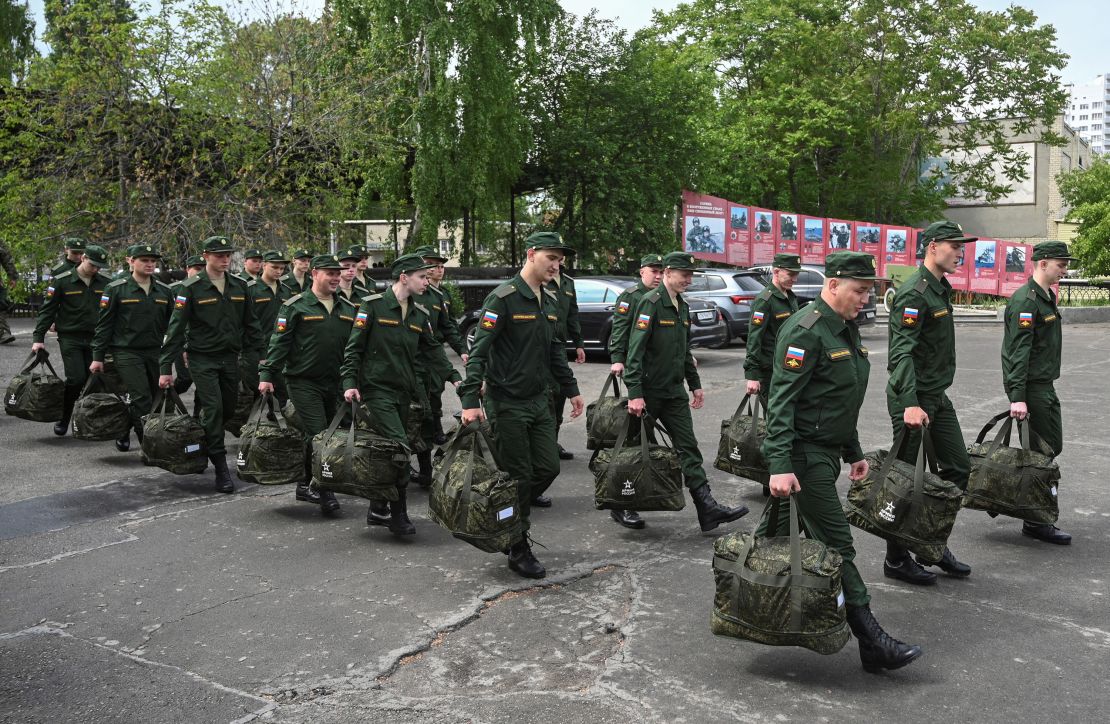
366 501 390 526
884 543 937 585
610 509 645 529
55 385 80 436
915 547 971 577
433 418 447 447
319 490 341 516
211 455 234 493
689 484 749 532
411 450 433 487
846 604 923 673
388 487 416 536
296 455 320 503
507 536 545 579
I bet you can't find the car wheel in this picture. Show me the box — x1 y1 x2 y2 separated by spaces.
462 322 477 353
883 286 896 313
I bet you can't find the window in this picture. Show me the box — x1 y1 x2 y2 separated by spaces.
573 280 608 304
1079 115 1089 120
1094 113 1103 119
1080 103 1089 109
686 274 709 292
1094 124 1103 130
1094 101 1103 108
797 270 823 286
733 274 766 292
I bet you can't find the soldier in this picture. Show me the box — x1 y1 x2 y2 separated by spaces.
458 232 585 579
411 245 467 445
624 251 748 533
170 256 206 396
350 244 373 291
335 248 366 302
744 253 801 406
342 254 455 536
884 220 975 585
244 251 291 399
686 219 702 248
158 236 263 494
240 249 264 282
260 255 357 514
91 244 174 451
1002 241 1075 545
763 250 921 673
606 253 664 529
282 249 312 294
31 244 112 436
548 257 586 468
0 239 18 344
51 237 86 277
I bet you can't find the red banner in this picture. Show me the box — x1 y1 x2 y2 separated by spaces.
998 241 1032 297
750 207 776 264
777 212 802 259
854 222 884 276
801 217 826 264
827 219 853 253
681 191 727 263
947 247 971 292
882 225 913 267
725 203 751 266
968 238 1000 294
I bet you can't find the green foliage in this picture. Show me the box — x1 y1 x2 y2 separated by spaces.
1 0 35 83
1058 157 1110 275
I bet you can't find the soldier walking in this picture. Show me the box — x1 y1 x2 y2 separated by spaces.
244 251 291 400
547 259 585 470
282 249 312 294
744 253 802 406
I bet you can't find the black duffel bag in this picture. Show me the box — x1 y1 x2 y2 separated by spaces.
591 414 685 512
223 380 257 437
312 402 407 501
586 373 629 450
429 422 522 553
844 427 962 563
5 350 65 422
712 496 850 654
141 389 208 475
964 412 1060 524
236 392 305 485
71 373 131 441
713 393 769 484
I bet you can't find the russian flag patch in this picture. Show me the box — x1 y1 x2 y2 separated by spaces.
276 316 287 332
784 346 806 369
902 307 919 326
46 286 55 298
481 310 498 329
1019 311 1033 328
752 311 765 326
617 301 630 314
636 313 651 330
355 310 368 328
99 294 110 308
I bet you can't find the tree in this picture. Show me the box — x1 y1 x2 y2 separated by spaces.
1057 158 1110 276
1 0 35 83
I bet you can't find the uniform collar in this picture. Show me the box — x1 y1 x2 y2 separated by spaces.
512 273 542 302
918 264 952 295
659 286 683 309
635 281 652 294
769 283 792 300
813 296 847 333
383 286 404 309
1028 277 1055 303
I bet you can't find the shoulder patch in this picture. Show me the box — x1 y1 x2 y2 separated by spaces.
798 310 821 329
757 287 773 301
154 279 172 290
282 293 303 306
413 301 429 316
53 270 73 281
337 295 358 307
181 275 201 288
913 278 929 294
362 293 383 302
107 278 128 289
543 287 558 300
246 279 257 288
1027 286 1038 301
642 288 663 303
494 284 517 299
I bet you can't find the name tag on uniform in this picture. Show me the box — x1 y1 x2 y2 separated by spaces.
120 298 141 304
858 346 869 357
65 290 84 296
339 314 353 322
408 324 423 333
432 304 442 311
1044 314 1057 323
254 297 272 303
303 315 324 321
828 348 851 360
512 313 537 321
155 298 168 305
775 311 791 319
547 314 557 322
377 317 399 326
932 308 949 318
197 296 218 305
659 319 676 326
230 295 245 302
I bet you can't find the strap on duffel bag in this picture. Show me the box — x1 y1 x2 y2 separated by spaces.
5 350 65 421
71 372 131 441
714 392 769 482
586 373 629 450
964 411 1060 523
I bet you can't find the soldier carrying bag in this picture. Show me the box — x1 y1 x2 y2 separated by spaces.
5 350 65 422
711 496 850 654
429 421 521 553
311 402 407 502
586 373 629 450
591 414 685 512
844 427 962 563
236 392 305 485
713 393 770 484
71 373 131 441
141 388 208 475
964 412 1060 524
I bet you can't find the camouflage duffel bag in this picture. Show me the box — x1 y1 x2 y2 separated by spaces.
236 392 305 485
844 428 962 562
586 373 629 450
223 380 257 437
434 414 499 467
429 422 521 553
406 401 428 453
713 393 769 484
592 414 685 512
4 350 64 422
312 402 406 502
71 373 131 441
281 399 302 431
711 496 849 654
964 412 1060 524
141 389 208 475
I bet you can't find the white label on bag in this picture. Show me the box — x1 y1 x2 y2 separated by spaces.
497 506 514 521
321 461 333 479
837 591 845 608
7 394 15 405
1050 486 1057 497
185 444 200 453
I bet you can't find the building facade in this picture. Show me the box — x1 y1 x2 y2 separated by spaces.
1065 74 1109 155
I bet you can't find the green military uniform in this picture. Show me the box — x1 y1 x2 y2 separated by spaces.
760 255 876 609
743 254 801 405
409 246 465 447
33 245 112 430
238 249 263 283
608 256 664 366
169 256 205 395
243 252 292 397
92 245 174 438
547 272 584 433
0 240 18 343
159 237 263 462
49 238 85 278
281 249 313 294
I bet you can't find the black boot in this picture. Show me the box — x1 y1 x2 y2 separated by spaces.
884 543 937 585
689 484 749 532
319 490 341 516
433 418 447 446
915 547 971 577
507 536 546 579
846 604 923 673
211 455 234 493
1022 521 1072 545
531 494 553 508
115 433 131 452
367 500 390 526
610 509 645 529
410 450 433 487
295 483 321 504
558 444 574 461
55 385 80 436
388 487 416 536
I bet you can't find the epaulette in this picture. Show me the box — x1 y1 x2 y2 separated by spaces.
180 275 201 287
757 287 773 301
543 287 558 300
413 301 429 316
642 288 663 303
494 283 517 299
362 293 384 303
107 277 128 289
154 279 172 290
246 278 257 288
282 293 303 306
337 294 357 307
913 278 929 294
1027 286 1038 301
798 308 821 329
52 270 73 281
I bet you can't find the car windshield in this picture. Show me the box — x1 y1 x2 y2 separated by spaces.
733 274 766 291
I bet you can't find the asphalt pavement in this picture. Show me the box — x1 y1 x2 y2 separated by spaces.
1 317 1108 723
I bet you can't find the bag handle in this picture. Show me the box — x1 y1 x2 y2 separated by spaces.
974 411 1012 445
149 387 188 431
598 372 623 401
245 391 287 431
24 349 62 381
731 393 766 447
868 426 936 511
1010 415 1054 458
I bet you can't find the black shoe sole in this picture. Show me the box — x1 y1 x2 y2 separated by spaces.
531 498 553 508
917 559 971 577
862 646 923 674
53 425 68 437
698 506 750 532
883 565 937 586
388 526 416 536
610 512 645 530
508 562 546 579
115 440 131 452
216 486 235 494
1022 529 1072 545
558 452 574 460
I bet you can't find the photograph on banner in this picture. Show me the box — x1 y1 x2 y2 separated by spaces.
998 241 1032 296
726 204 752 267
827 220 853 251
914 228 929 260
730 206 749 231
750 208 777 264
968 238 1000 294
883 225 913 267
776 212 802 259
681 191 727 263
801 217 826 264
854 222 884 276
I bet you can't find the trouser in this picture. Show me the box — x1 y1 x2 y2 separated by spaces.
757 374 771 410
287 376 339 481
364 391 412 487
189 351 239 456
644 394 707 491
240 351 287 406
112 347 159 433
58 335 93 423
550 385 567 429
0 310 11 340
486 396 559 535
1025 383 1062 457
757 446 870 607
173 352 192 393
887 390 969 560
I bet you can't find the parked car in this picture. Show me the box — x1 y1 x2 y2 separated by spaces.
748 264 878 326
457 275 728 353
686 268 768 344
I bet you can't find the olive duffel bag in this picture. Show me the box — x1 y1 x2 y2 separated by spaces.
71 373 131 441
141 389 208 475
311 402 407 502
591 414 685 512
4 350 65 422
586 373 629 450
236 392 305 485
964 412 1060 524
713 393 770 485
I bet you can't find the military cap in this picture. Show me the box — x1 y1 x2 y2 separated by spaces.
202 236 235 253
262 250 289 263
413 244 449 263
640 253 664 268
311 254 343 270
292 248 312 260
825 251 881 280
524 231 576 254
63 237 86 251
347 244 370 258
126 243 160 258
391 253 435 279
243 248 264 260
185 255 205 268
662 251 697 270
921 220 977 244
772 253 802 271
1031 241 1077 262
336 246 362 262
82 244 109 268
